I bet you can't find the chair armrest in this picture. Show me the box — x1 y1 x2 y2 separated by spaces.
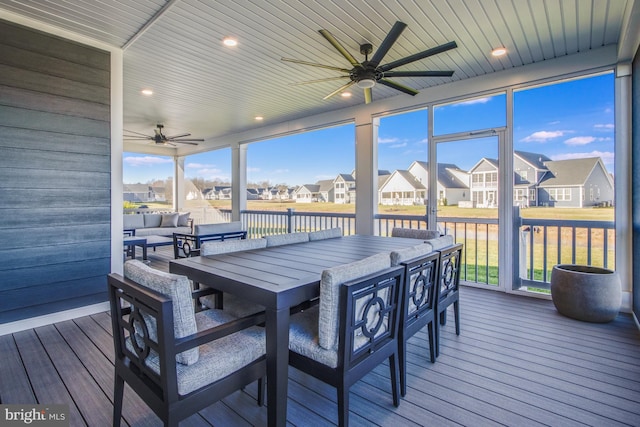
173 230 248 259
175 310 266 352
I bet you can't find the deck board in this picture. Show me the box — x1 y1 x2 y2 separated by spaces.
1 245 638 426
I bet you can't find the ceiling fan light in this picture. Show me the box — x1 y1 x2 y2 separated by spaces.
356 78 376 89
491 47 507 56
223 36 238 47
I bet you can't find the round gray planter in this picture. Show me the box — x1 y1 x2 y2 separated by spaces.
550 264 621 323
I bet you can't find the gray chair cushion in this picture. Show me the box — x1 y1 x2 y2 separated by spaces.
428 235 455 250
199 238 266 317
127 308 265 396
124 260 199 365
264 232 310 247
200 238 266 255
194 221 244 236
318 252 391 350
289 306 338 368
308 228 343 241
390 243 434 266
391 227 441 240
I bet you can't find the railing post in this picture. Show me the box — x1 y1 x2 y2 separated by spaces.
287 208 294 233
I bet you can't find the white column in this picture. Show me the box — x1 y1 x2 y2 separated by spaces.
355 114 378 235
232 143 247 221
110 48 124 274
174 156 185 212
615 63 632 308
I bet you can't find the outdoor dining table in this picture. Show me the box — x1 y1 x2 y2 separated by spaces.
169 234 421 427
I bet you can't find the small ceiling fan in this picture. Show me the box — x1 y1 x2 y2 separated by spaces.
123 124 203 146
282 21 457 104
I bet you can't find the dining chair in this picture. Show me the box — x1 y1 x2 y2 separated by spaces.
308 227 343 240
391 227 441 240
390 244 440 396
435 243 464 357
264 231 310 246
288 253 405 427
108 260 266 427
198 238 267 318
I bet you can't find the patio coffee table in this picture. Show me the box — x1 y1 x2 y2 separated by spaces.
144 235 174 252
123 236 147 260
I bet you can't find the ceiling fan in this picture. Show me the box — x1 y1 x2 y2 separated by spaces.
123 124 203 146
282 21 457 104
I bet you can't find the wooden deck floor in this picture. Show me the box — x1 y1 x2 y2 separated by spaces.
1 247 639 426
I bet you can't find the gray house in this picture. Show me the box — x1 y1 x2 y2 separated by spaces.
514 151 552 207
538 157 614 208
123 184 155 202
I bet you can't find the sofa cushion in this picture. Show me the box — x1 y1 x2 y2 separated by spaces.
135 226 192 237
318 252 390 350
144 213 162 228
124 260 199 365
194 221 244 236
123 214 144 230
390 243 434 266
178 212 191 227
161 213 179 227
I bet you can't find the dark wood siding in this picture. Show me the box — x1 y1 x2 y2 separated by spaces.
0 19 111 323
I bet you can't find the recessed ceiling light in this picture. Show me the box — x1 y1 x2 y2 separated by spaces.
255 116 264 121
223 37 238 47
491 47 507 57
341 92 352 98
141 89 153 96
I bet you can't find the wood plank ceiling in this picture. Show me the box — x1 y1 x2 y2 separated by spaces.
0 0 633 153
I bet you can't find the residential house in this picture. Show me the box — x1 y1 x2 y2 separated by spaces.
379 170 427 205
333 174 355 204
538 157 614 208
469 158 500 208
513 151 552 207
407 161 470 206
123 184 155 203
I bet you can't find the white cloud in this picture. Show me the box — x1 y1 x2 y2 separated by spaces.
551 150 615 165
564 136 595 146
390 142 407 148
521 130 566 142
594 123 614 130
378 137 400 144
124 156 172 167
454 97 491 106
186 162 215 168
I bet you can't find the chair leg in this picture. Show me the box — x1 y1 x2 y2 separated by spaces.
257 377 265 407
113 374 125 427
337 384 349 427
399 337 407 397
435 313 441 358
454 301 460 335
389 353 400 407
427 321 436 363
440 308 447 325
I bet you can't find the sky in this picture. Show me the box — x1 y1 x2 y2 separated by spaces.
123 73 615 185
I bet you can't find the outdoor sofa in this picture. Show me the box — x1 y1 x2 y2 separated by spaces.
123 212 192 237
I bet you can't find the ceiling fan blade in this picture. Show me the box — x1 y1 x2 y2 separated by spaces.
378 41 458 72
290 76 350 86
164 133 191 139
123 129 152 137
369 21 407 67
123 136 152 140
170 140 200 145
364 87 372 104
323 81 356 100
382 70 454 78
281 57 351 73
379 79 419 96
318 29 360 67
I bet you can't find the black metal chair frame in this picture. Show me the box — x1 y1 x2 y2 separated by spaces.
108 273 266 427
398 251 440 396
172 230 247 259
288 266 405 427
435 244 464 357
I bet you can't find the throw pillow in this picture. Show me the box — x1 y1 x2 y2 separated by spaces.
161 213 179 227
178 212 190 227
